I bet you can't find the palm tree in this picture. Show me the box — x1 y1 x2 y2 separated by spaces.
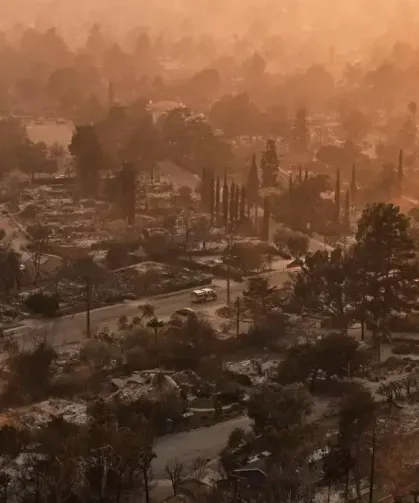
137 303 156 324
147 317 165 370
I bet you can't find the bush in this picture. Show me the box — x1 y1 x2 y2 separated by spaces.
392 344 419 355
125 347 148 370
381 356 406 371
226 371 253 387
217 383 243 404
50 372 86 398
5 343 57 404
80 339 120 371
106 244 130 270
389 316 419 333
25 292 59 317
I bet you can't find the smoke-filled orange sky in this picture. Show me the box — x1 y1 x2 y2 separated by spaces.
0 1 417 38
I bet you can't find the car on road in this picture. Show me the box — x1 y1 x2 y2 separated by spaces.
190 288 218 304
174 307 197 317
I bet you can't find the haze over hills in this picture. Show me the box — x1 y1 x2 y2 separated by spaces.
1 0 419 58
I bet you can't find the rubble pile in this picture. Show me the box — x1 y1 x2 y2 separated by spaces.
0 303 23 324
110 370 180 404
172 369 209 395
115 262 212 297
11 399 88 428
226 358 280 385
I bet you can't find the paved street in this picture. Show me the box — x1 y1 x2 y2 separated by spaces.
5 231 329 350
6 267 293 350
153 397 331 478
154 416 251 477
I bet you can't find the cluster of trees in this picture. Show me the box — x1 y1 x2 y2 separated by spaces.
274 171 338 234
0 396 157 503
69 103 233 196
200 168 247 229
291 203 418 346
221 354 414 503
200 165 271 239
277 332 369 387
0 117 61 180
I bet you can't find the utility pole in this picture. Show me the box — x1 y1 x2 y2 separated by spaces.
226 234 233 306
86 275 91 338
227 269 231 306
368 421 377 503
235 297 240 337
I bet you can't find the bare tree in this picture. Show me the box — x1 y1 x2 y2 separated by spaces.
27 223 50 286
165 458 185 495
376 427 414 502
137 420 156 503
190 456 209 481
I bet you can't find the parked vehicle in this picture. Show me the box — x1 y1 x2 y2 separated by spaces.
190 287 218 304
174 307 196 317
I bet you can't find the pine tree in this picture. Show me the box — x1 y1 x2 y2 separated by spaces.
240 185 246 222
215 176 220 222
261 140 279 188
397 149 404 197
350 163 357 203
335 169 341 225
344 189 350 231
262 197 270 241
304 168 309 181
223 171 229 227
230 182 236 225
247 154 260 227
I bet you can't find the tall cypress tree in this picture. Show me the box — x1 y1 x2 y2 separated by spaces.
261 140 279 187
247 154 259 212
335 169 341 225
398 149 404 197
223 170 229 227
298 165 303 183
240 185 246 222
288 173 294 209
215 176 220 222
120 162 136 224
350 163 357 203
344 189 350 231
304 168 309 181
201 166 208 209
230 181 236 225
262 196 270 241
289 173 293 191
234 184 240 222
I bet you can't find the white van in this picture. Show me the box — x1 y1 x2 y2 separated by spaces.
190 287 217 304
